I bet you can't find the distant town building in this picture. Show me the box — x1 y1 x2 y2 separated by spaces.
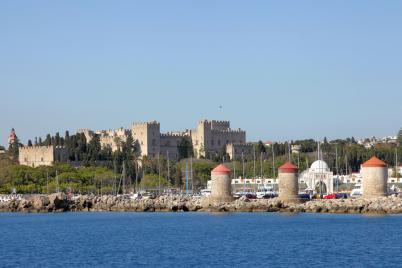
264 141 273 147
357 136 398 149
291 144 302 154
18 145 68 167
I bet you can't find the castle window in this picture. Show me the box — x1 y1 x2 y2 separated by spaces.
218 140 221 146
211 140 214 146
41 157 44 162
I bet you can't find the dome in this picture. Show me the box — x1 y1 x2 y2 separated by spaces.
310 160 330 172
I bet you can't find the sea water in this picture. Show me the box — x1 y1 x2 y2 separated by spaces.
1 213 402 267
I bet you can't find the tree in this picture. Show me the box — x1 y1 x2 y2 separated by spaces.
44 134 51 146
178 138 193 160
8 137 20 162
55 132 61 146
139 173 170 189
121 133 136 180
87 134 101 165
256 141 267 155
27 140 33 147
398 128 402 145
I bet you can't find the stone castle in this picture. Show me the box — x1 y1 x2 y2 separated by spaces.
16 119 252 167
78 119 249 161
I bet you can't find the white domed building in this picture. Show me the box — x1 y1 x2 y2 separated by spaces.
299 160 334 194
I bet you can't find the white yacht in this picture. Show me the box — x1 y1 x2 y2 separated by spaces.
350 184 362 198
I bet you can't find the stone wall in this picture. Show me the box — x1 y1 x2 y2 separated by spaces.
226 143 253 161
19 146 68 167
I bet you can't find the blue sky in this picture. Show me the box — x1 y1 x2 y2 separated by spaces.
1 1 401 146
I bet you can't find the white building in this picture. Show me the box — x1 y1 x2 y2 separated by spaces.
299 160 334 194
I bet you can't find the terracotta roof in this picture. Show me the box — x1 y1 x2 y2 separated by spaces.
212 164 231 174
279 162 298 173
362 156 387 168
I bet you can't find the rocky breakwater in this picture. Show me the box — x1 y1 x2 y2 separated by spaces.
1 194 402 214
0 194 204 213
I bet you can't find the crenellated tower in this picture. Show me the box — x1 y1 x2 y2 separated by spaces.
132 121 161 158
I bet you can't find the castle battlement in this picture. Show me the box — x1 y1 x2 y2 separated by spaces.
20 145 66 151
77 128 94 133
211 129 245 134
227 143 254 147
211 120 230 124
132 121 160 127
160 132 188 138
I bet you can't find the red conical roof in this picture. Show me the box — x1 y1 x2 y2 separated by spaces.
362 156 387 168
212 164 231 174
279 162 298 173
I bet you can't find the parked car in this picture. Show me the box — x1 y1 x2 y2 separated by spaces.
245 193 257 199
299 193 311 200
336 193 348 199
323 193 337 199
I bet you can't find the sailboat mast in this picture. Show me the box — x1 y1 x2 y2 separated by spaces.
260 152 263 178
56 170 59 194
253 146 256 179
191 157 193 193
135 160 138 193
46 171 49 195
336 145 339 192
167 151 170 188
122 162 126 195
185 160 189 195
272 145 275 178
233 147 236 179
396 148 398 178
242 152 245 179
158 153 161 195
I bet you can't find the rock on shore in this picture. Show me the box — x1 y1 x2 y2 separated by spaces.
1 194 402 214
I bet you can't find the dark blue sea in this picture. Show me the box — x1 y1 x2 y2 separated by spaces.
1 212 402 268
